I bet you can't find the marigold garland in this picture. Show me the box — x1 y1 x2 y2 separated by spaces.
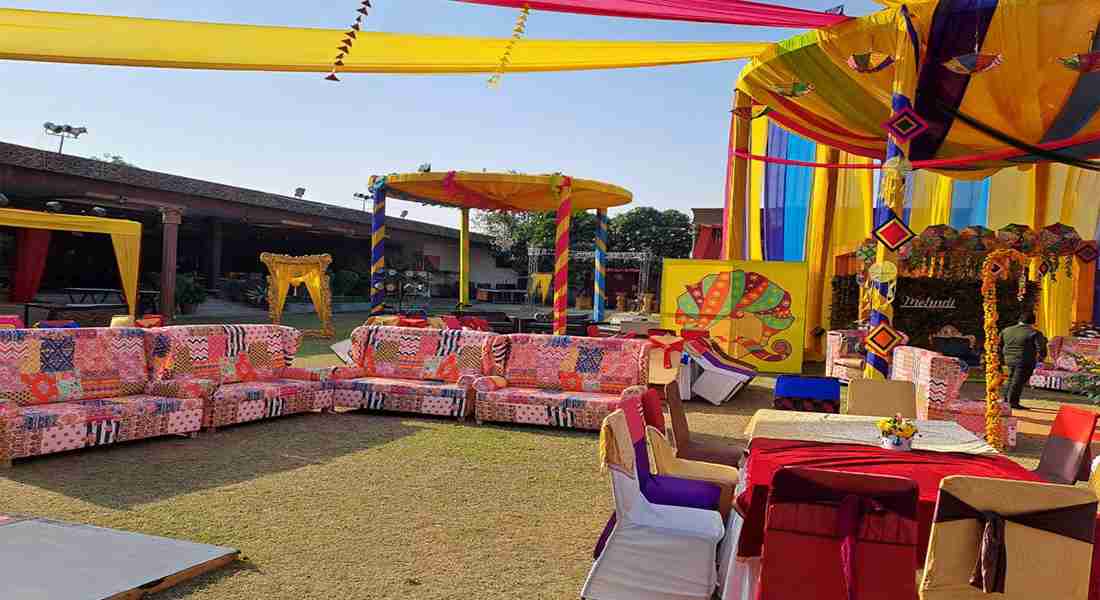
980 249 1028 451
488 5 530 88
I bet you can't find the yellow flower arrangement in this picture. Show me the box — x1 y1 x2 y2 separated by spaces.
980 249 1029 452
877 413 919 440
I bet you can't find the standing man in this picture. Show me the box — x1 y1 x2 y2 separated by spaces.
999 311 1048 409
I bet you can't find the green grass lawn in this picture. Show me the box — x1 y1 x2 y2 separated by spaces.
0 314 1079 598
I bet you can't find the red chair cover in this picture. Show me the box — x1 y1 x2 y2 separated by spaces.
441 315 463 329
1036 406 1100 484
459 316 490 331
759 468 919 600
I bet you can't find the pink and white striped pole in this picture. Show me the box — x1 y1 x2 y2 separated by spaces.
552 174 573 335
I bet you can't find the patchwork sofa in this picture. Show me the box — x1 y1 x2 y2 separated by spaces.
891 345 1017 448
328 325 504 419
145 325 331 431
1030 336 1100 392
473 334 650 430
0 327 207 464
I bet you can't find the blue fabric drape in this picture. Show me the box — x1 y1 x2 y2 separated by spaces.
762 122 815 261
763 122 789 261
949 177 990 228
783 133 815 260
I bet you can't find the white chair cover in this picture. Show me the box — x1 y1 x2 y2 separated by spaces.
581 410 725 600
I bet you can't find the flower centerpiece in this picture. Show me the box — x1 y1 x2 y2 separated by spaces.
877 413 918 451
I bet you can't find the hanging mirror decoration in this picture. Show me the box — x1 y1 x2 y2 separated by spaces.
1038 222 1082 279
327 0 372 81
488 4 531 88
731 104 773 121
866 261 899 309
770 82 815 98
1059 51 1100 73
847 51 896 73
943 23 1002 75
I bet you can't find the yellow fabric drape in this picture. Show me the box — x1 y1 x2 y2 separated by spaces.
0 207 141 316
805 145 839 359
908 171 953 232
0 8 768 74
530 273 553 303
987 167 1032 229
748 117 768 261
261 254 334 337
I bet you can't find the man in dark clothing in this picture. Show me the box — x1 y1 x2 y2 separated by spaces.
998 312 1048 409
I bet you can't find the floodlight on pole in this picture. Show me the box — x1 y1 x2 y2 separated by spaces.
352 192 370 212
43 122 88 154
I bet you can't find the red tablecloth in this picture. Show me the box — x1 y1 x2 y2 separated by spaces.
737 438 1100 598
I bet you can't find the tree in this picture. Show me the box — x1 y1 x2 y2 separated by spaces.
474 209 598 274
609 207 692 259
91 153 134 166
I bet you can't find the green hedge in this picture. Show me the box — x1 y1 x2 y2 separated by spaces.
829 275 1039 350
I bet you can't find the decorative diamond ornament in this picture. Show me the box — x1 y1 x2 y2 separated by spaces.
883 107 929 143
874 216 917 252
1076 241 1099 264
866 322 904 357
1037 260 1051 277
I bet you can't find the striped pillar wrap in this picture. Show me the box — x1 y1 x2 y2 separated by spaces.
593 208 609 323
369 180 387 315
552 174 573 336
864 6 918 381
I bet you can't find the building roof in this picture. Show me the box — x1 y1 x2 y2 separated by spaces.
0 141 491 244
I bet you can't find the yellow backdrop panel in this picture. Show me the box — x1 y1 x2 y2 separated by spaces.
661 259 808 374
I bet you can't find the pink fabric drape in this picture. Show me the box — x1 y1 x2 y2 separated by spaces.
456 0 849 27
11 228 51 303
692 224 722 259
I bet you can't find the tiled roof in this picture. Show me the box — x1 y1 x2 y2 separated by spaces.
0 141 489 243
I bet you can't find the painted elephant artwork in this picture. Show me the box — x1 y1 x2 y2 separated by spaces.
674 271 796 362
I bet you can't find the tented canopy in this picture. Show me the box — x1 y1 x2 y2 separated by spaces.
0 9 767 74
0 208 141 316
383 172 632 211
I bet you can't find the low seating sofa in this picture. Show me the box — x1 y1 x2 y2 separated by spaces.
1030 336 1100 392
474 334 650 430
145 325 331 431
0 327 207 465
328 325 504 419
891 345 1017 448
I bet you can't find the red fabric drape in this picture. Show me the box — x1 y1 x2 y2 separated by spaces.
456 0 849 28
11 228 50 303
692 224 722 259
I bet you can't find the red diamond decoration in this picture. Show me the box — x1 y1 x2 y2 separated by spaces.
1037 260 1051 276
866 322 904 357
988 261 1004 277
874 216 916 252
1076 241 1099 264
883 107 929 143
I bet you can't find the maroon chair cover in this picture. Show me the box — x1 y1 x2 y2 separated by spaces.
759 467 919 600
1035 406 1099 484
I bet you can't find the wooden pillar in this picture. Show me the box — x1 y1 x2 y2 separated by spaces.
723 89 751 260
459 207 471 307
160 208 182 321
207 218 223 290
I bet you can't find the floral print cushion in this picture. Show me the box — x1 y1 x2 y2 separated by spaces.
146 325 301 384
501 335 649 394
0 328 148 406
349 326 502 383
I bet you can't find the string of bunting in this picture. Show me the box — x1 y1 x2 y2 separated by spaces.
488 4 531 87
327 0 373 81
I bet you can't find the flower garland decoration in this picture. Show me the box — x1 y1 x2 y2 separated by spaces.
327 1 372 82
488 5 530 88
980 249 1028 451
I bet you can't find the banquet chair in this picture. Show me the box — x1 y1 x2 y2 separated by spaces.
580 409 725 600
757 467 920 600
33 320 79 328
845 379 918 418
921 476 1097 599
644 387 747 468
1033 405 1099 484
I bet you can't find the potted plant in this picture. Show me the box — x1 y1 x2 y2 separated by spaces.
175 273 207 315
876 413 918 451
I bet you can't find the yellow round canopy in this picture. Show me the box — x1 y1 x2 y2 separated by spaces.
381 172 632 212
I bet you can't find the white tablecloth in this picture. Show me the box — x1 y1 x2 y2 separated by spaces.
744 409 996 455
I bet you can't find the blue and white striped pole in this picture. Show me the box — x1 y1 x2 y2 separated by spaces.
594 208 609 323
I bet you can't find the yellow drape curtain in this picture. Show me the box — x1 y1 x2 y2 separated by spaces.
804 145 835 358
0 8 768 74
908 171 954 232
0 207 141 316
987 167 1032 228
268 264 329 326
748 117 768 261
530 273 553 303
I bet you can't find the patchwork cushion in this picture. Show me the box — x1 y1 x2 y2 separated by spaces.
350 326 501 382
478 386 620 410
329 376 471 416
329 377 467 401
207 379 325 428
502 335 648 394
145 325 301 384
475 386 622 430
0 328 148 406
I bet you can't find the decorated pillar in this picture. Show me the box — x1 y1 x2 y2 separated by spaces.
552 174 573 335
723 90 751 260
369 177 387 315
459 207 471 307
593 208 608 322
159 207 183 321
863 6 922 380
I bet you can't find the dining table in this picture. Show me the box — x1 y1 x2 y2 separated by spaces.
718 409 1100 600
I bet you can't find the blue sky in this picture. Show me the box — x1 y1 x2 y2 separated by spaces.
1 0 882 226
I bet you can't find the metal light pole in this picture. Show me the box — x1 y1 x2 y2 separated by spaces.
43 122 88 154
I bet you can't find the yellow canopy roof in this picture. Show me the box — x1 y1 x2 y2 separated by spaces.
0 8 767 74
0 208 142 316
382 172 632 211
